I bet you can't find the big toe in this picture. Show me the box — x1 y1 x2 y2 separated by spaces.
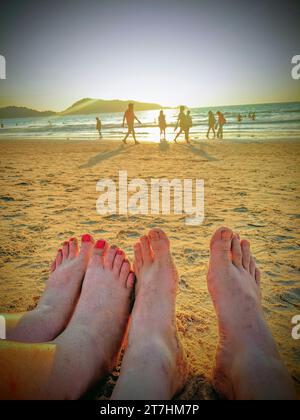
148 228 170 260
210 227 233 262
80 234 95 263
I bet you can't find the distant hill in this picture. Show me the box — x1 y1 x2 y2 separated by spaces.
0 99 165 119
61 98 163 115
0 106 56 119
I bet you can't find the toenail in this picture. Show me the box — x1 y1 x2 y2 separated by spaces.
82 234 92 242
69 237 76 242
221 229 233 241
95 240 106 249
117 250 123 255
63 241 69 246
58 249 63 253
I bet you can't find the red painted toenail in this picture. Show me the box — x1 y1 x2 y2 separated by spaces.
95 240 106 249
69 237 76 242
58 249 63 253
117 250 123 255
63 241 69 246
82 234 92 242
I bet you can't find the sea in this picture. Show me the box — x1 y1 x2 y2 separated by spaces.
0 102 299 143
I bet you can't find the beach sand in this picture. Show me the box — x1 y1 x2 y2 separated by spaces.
0 137 299 399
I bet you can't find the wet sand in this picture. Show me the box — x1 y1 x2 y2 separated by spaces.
0 137 299 399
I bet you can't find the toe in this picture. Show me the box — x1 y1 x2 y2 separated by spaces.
68 238 79 259
92 240 108 267
134 243 143 273
140 236 153 265
255 268 261 287
80 234 95 262
50 261 56 273
120 260 131 286
62 241 69 261
250 256 256 278
241 240 251 271
55 249 63 266
231 234 243 268
210 227 233 262
113 250 126 276
126 272 135 289
104 245 118 270
148 228 170 259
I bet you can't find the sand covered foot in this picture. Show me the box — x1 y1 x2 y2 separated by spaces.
112 229 187 400
7 235 95 343
207 227 296 400
49 240 134 399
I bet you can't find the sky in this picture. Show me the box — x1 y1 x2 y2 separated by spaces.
0 0 299 111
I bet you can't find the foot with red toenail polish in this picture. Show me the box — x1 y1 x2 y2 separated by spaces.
7 235 95 343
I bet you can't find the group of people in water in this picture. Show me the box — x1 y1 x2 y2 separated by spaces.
95 104 229 144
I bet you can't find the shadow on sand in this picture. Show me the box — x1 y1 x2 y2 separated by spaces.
80 144 133 169
182 143 218 161
159 140 170 152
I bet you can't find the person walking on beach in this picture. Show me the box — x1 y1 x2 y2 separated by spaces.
174 106 187 143
216 111 226 139
122 103 141 145
96 117 102 139
185 110 193 144
206 111 216 139
158 110 167 141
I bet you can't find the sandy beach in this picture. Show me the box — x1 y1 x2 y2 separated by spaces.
0 137 299 399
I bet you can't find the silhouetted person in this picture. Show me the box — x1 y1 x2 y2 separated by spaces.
122 103 141 145
159 111 167 141
216 111 226 139
185 110 192 144
96 117 102 139
174 106 187 143
237 113 243 122
206 111 216 139
252 112 256 121
0 122 3 128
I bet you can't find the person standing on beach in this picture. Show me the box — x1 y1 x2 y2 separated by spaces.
174 106 187 143
185 110 192 144
237 113 243 122
158 110 167 141
96 117 102 139
122 103 141 145
216 111 226 139
206 111 216 139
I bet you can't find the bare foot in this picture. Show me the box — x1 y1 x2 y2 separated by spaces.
49 240 134 399
207 227 296 400
112 229 187 400
7 235 94 343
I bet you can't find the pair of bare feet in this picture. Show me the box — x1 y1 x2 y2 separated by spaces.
7 228 296 400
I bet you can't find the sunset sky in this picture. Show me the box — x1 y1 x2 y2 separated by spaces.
0 0 299 111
